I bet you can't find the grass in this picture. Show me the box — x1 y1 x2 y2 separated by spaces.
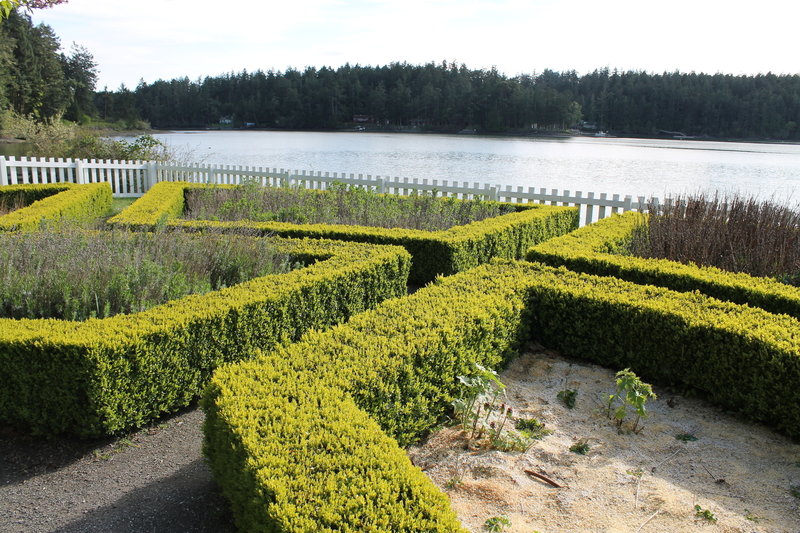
0 228 298 321
184 182 517 231
629 192 800 284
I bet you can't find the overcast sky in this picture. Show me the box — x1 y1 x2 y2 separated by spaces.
30 0 800 90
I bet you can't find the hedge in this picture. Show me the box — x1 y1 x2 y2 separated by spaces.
203 260 800 531
109 181 578 284
0 237 410 436
0 182 112 231
203 359 466 533
527 211 800 318
0 183 72 205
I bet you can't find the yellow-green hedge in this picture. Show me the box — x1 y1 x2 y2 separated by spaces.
526 212 800 318
0 183 72 205
0 237 410 436
0 182 112 231
110 181 578 284
203 358 465 533
204 259 800 531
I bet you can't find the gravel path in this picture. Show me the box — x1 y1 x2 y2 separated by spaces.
0 405 235 533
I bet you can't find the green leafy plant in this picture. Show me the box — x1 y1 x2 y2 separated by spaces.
557 388 577 409
605 369 657 433
675 433 698 442
484 515 511 532
452 363 506 440
791 485 800 499
515 417 552 440
694 505 717 523
569 439 590 455
744 509 764 522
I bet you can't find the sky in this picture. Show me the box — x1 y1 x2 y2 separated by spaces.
30 0 800 90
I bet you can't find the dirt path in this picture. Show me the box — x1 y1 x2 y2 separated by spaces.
0 405 234 533
409 345 800 533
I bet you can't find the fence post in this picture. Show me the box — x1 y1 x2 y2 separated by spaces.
146 161 157 190
75 159 85 184
0 156 7 186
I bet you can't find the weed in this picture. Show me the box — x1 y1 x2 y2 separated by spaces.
744 509 764 522
694 505 717 523
557 388 577 409
452 365 546 452
675 433 698 442
483 515 511 532
791 485 800 499
605 369 656 433
626 468 644 478
452 363 505 440
445 477 463 489
514 417 552 440
569 439 591 455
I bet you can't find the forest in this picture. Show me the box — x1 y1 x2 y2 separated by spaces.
2 9 799 140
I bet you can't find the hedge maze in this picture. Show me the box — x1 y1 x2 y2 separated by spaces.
3 182 798 532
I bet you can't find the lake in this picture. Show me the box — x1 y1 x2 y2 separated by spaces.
148 131 800 202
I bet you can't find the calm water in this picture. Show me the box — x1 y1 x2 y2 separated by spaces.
92 131 800 202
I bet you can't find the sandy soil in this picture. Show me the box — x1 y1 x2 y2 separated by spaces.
409 344 800 533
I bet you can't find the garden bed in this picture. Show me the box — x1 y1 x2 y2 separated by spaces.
109 181 578 284
0 229 298 320
410 345 800 532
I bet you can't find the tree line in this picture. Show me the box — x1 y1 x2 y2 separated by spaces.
2 7 799 140
97 64 800 140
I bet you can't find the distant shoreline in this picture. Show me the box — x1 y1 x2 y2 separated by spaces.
145 127 800 146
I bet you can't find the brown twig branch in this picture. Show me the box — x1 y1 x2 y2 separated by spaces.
524 469 563 488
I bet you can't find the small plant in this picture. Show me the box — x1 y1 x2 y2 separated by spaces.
452 363 505 440
694 505 717 523
791 485 800 499
605 369 656 433
445 477 463 489
483 515 511 532
569 439 591 455
744 509 764 522
515 417 552 440
675 433 698 442
626 468 644 478
557 388 577 409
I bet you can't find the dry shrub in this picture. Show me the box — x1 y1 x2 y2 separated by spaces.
629 193 800 284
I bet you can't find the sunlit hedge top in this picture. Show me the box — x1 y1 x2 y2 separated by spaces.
0 182 112 231
527 211 800 318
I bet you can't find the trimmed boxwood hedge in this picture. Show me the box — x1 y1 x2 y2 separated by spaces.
0 237 410 436
527 211 800 319
0 182 112 231
109 181 578 284
204 259 800 531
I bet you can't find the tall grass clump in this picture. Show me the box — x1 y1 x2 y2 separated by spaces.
0 194 27 216
0 229 299 321
629 193 800 284
184 181 516 231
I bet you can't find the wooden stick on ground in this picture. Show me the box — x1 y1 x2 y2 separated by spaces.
635 510 661 532
524 469 564 488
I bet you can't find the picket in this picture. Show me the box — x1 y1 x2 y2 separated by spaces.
0 156 659 225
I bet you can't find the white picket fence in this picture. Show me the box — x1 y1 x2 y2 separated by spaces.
0 156 660 226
